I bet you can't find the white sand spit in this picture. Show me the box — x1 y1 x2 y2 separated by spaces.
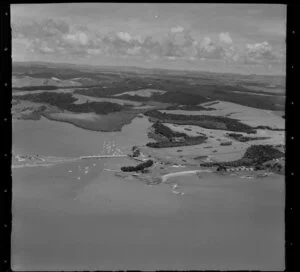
103 169 118 172
162 169 212 183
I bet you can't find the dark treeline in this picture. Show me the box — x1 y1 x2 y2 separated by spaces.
146 136 206 148
13 86 61 91
177 105 215 111
253 125 285 131
13 85 100 91
226 133 270 142
18 92 127 115
20 92 77 105
152 121 187 140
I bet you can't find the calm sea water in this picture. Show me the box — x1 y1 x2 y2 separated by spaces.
12 116 152 157
12 118 285 270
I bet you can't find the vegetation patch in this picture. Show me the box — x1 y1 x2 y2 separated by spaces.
165 105 214 111
121 159 154 172
254 125 285 131
146 121 207 148
13 86 62 91
146 137 206 148
226 133 270 142
220 141 232 146
144 110 256 134
151 121 187 139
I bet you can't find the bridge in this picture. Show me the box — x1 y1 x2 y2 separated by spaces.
79 154 127 159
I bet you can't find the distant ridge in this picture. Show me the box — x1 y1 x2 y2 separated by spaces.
12 61 286 78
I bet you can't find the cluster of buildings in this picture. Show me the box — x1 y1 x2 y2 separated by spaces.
226 166 254 172
217 165 254 172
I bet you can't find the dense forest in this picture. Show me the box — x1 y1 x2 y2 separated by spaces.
200 145 284 168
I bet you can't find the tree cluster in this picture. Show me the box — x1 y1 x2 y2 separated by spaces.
121 159 154 172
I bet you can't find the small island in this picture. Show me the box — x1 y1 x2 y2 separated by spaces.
146 121 207 148
121 159 154 172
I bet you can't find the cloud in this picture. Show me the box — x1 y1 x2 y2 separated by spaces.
39 43 55 53
64 31 89 45
167 56 177 60
219 32 233 44
201 37 216 53
157 28 199 60
170 26 185 33
127 46 142 56
12 18 69 40
198 36 225 60
245 41 276 63
116 32 132 42
87 48 102 55
12 18 285 66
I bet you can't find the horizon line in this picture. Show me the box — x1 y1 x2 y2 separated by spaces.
12 60 286 77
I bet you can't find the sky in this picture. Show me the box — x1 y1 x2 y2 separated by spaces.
11 3 286 75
